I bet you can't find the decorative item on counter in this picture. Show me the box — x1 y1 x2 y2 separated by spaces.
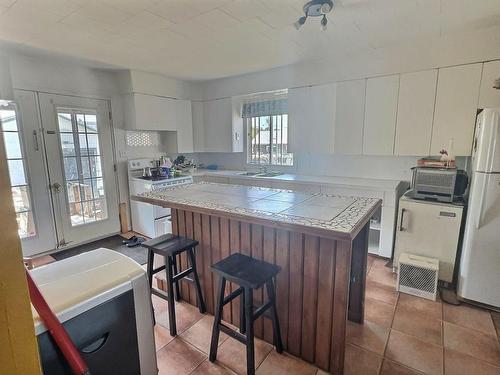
417 157 456 169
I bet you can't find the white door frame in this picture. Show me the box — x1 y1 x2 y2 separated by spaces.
38 93 120 250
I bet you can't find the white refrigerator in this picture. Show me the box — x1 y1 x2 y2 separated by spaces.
457 108 500 308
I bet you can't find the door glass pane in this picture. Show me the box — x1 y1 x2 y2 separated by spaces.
60 133 75 156
1 106 36 238
0 110 18 131
17 211 36 238
7 159 27 186
3 131 22 158
56 109 108 226
57 113 73 132
85 114 97 133
86 134 100 155
63 157 79 180
11 186 31 212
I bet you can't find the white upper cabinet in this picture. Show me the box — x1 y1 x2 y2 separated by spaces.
0 56 13 101
394 70 438 156
192 101 205 152
478 61 500 108
288 84 335 154
363 75 399 155
334 79 366 155
203 98 234 152
123 93 194 152
431 63 482 156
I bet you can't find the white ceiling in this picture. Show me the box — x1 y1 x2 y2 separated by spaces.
0 0 500 80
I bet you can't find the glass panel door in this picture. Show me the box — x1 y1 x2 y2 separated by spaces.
1 106 36 238
0 90 57 256
39 93 119 249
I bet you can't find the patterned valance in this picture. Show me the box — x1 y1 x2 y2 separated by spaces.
241 98 288 118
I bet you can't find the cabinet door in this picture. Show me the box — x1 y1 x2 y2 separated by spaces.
394 70 437 156
204 98 233 152
126 93 177 131
431 63 482 156
192 101 205 152
334 79 366 154
478 61 500 108
175 99 193 153
288 84 335 154
0 56 13 100
363 75 399 155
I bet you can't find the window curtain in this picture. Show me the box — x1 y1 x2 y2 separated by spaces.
241 98 288 118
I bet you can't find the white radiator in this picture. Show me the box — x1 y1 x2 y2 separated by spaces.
397 253 439 301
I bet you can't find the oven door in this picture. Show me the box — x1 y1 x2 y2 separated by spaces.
154 215 172 237
153 205 171 220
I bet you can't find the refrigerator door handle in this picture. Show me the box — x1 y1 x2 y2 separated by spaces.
399 208 407 231
476 174 490 229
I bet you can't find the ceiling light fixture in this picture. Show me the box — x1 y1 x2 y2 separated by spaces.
294 0 334 30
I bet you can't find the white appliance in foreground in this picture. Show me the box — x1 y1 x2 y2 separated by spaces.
31 249 157 374
128 159 192 238
458 109 500 308
393 192 464 284
397 253 439 301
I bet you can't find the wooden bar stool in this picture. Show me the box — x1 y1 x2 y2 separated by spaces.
142 233 206 336
209 253 283 375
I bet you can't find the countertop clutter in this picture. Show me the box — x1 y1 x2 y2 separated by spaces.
134 182 381 238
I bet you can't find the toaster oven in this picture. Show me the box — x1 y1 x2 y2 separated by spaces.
411 167 468 202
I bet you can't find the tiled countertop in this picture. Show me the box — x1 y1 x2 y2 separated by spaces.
192 169 405 191
136 182 381 238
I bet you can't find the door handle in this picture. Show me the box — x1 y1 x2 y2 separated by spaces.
51 182 61 193
32 130 39 151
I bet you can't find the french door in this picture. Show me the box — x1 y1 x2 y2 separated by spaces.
1 90 119 256
1 90 56 256
38 93 120 250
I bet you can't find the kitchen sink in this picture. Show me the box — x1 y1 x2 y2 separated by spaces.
238 171 259 176
256 172 283 177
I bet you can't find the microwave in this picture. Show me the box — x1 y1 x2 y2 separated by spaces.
411 167 468 203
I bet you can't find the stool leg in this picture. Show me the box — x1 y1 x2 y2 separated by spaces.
166 255 177 336
146 250 156 326
244 286 255 375
172 253 181 302
187 247 206 314
240 289 246 334
266 279 283 353
210 276 226 362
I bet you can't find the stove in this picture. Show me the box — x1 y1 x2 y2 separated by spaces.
128 159 193 238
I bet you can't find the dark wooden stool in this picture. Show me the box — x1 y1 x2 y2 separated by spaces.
142 233 206 336
209 253 283 375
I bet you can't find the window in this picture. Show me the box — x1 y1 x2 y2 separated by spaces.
0 106 36 238
57 110 107 226
243 95 293 166
246 114 293 166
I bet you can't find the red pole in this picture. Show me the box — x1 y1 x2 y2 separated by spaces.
26 269 91 375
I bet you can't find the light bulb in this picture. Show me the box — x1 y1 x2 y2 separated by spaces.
321 15 328 31
294 16 306 30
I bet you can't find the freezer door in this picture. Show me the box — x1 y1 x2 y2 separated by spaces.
473 109 500 173
394 199 463 283
458 172 500 307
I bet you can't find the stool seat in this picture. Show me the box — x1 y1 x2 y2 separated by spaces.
142 233 198 256
211 253 280 289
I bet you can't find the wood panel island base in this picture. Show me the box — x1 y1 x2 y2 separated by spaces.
134 182 381 374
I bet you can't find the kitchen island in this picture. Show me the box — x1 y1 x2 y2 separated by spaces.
134 182 381 374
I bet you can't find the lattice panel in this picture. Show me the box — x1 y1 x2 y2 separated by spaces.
125 131 159 147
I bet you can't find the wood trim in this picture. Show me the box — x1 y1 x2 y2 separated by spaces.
0 132 41 374
134 195 381 241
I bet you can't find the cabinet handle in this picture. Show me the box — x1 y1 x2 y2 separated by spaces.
81 332 109 354
399 208 406 231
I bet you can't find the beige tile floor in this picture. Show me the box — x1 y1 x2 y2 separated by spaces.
30 251 500 374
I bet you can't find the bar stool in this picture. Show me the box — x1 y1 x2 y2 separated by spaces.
209 253 283 375
142 233 206 336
